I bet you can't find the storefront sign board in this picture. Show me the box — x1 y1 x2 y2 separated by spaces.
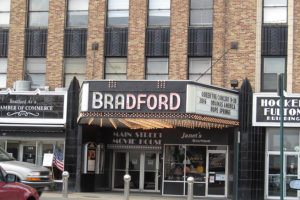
0 91 67 125
253 93 300 127
186 84 239 120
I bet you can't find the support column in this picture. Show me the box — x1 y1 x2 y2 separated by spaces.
169 0 189 80
6 0 27 88
46 0 66 90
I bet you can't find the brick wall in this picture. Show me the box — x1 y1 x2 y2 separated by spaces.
86 0 106 80
46 0 66 90
6 0 27 88
169 0 189 80
293 1 300 93
212 0 257 89
127 0 147 80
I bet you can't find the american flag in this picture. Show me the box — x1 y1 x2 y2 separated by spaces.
53 147 64 172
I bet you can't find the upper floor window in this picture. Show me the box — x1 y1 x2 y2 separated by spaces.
67 0 89 27
190 0 213 26
261 57 286 92
148 0 170 26
263 0 287 24
28 0 49 27
0 58 7 89
64 58 86 87
107 0 129 27
189 57 211 84
25 58 46 89
146 58 168 80
105 57 127 80
0 0 10 27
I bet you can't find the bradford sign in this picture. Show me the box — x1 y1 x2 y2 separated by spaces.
0 90 67 125
253 93 300 127
80 81 186 113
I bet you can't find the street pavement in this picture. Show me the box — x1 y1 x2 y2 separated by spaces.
40 191 227 200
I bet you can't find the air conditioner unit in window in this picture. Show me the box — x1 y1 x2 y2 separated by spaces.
14 80 31 91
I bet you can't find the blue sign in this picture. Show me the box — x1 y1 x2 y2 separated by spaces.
290 180 300 190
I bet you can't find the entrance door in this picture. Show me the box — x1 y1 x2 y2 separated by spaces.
207 151 227 197
267 153 298 198
113 151 160 192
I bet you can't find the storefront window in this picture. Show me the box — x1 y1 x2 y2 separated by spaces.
0 141 5 150
6 143 19 159
185 146 206 182
164 145 185 181
268 128 299 151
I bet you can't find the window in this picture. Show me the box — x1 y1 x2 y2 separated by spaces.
0 58 7 89
262 57 285 91
189 57 211 84
105 58 127 80
0 0 10 27
64 58 86 87
67 0 89 27
263 0 287 24
148 0 170 26
146 58 168 80
190 0 213 26
107 0 129 26
28 0 49 27
25 58 46 89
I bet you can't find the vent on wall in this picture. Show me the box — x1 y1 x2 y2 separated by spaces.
14 80 31 91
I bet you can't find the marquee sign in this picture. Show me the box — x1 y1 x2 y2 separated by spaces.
0 90 67 125
186 84 239 120
80 81 186 114
253 93 300 127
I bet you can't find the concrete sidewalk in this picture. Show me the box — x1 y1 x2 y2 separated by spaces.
40 191 228 200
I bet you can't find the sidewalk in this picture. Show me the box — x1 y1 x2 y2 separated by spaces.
40 192 186 200
40 191 228 200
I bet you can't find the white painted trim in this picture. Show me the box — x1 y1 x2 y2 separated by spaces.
255 0 262 92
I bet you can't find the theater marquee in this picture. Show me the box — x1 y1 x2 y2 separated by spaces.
253 93 300 127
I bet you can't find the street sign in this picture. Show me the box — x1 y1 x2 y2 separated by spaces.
290 179 300 190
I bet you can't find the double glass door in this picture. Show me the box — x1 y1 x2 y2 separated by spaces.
267 153 298 198
113 151 160 192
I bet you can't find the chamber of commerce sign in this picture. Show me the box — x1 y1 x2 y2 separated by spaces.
253 93 300 127
0 91 67 125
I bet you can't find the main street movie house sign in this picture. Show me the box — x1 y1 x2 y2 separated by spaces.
253 93 300 127
0 90 67 125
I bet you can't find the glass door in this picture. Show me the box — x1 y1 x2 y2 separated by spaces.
285 154 298 197
113 152 127 189
129 152 140 190
267 153 298 198
113 151 160 192
207 151 227 196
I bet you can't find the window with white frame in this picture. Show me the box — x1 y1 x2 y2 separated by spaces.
146 58 168 80
261 57 285 92
0 0 10 27
107 0 129 26
28 0 49 27
0 58 7 89
189 57 211 84
67 0 89 27
148 0 170 26
190 0 213 26
263 0 287 24
25 58 46 89
64 58 86 87
105 58 127 80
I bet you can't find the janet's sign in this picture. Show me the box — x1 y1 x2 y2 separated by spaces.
253 93 300 127
0 91 67 125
